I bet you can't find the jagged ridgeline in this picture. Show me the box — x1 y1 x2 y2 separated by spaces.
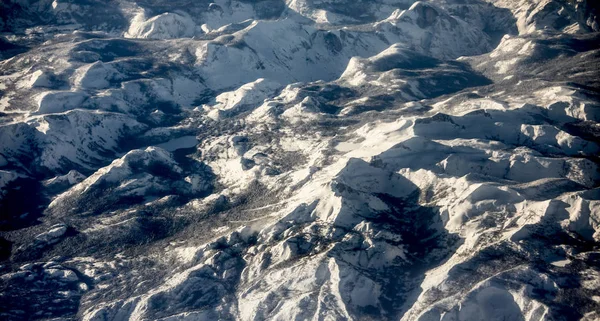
0 1 599 320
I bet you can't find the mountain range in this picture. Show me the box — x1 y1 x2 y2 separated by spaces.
1 0 599 320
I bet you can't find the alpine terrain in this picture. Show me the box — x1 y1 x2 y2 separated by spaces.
0 0 599 320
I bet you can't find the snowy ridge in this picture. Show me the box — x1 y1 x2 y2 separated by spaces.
125 11 197 40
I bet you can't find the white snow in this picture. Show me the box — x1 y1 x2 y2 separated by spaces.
2 1 599 320
125 12 196 39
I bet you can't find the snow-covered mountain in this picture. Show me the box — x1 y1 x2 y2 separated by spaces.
1 1 599 320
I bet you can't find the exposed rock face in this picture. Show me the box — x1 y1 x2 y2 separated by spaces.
0 1 599 320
